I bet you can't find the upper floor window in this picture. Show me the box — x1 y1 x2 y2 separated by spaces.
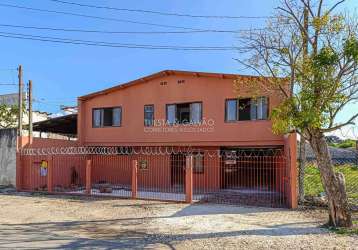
144 105 154 127
166 102 202 125
251 97 268 120
225 97 268 122
92 107 122 128
225 99 238 122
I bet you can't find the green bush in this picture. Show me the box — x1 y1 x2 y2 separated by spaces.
329 139 357 149
304 165 358 205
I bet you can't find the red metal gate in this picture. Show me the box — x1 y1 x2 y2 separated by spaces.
18 146 288 207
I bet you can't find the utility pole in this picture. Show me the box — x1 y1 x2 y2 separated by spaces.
18 65 23 137
28 80 33 141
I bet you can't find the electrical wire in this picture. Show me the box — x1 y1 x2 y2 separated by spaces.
0 23 264 34
0 3 258 32
48 0 271 19
0 83 17 86
0 31 241 51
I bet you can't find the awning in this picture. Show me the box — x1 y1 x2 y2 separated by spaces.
32 114 77 136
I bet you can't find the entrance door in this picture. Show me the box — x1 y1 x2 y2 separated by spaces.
221 150 240 189
170 153 185 189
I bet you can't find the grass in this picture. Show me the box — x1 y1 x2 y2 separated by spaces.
304 165 358 235
329 220 358 236
304 165 358 206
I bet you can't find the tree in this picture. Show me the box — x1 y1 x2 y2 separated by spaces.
236 0 358 227
0 104 19 129
298 137 306 204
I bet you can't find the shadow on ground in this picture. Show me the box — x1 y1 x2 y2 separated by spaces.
0 193 329 249
0 219 324 249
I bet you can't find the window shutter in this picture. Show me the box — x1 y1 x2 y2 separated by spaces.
112 107 121 126
250 98 257 120
190 103 202 124
167 104 176 124
93 109 102 127
225 99 237 121
259 97 268 119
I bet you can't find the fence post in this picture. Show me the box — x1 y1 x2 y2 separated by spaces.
132 160 138 199
47 155 53 193
16 152 22 191
185 155 193 204
86 158 92 195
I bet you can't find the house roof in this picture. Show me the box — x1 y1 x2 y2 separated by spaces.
78 70 267 101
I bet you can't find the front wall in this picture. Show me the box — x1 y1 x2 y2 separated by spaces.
80 74 285 146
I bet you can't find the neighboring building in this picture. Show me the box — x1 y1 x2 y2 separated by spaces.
0 128 16 186
301 143 357 165
326 135 343 144
60 105 78 114
0 93 20 106
74 70 297 207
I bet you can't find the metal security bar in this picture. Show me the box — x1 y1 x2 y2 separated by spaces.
18 146 289 207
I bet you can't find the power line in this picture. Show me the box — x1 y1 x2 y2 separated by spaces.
0 23 264 35
0 83 17 86
0 3 252 32
48 0 271 19
0 31 241 51
0 68 17 71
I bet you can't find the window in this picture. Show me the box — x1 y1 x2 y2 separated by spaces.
250 97 268 120
190 103 202 124
144 105 154 126
193 153 204 173
92 107 122 128
238 98 251 121
176 103 190 123
93 109 101 128
166 102 202 125
166 104 176 125
225 97 268 122
225 99 238 122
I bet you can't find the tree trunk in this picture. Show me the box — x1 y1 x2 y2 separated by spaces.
309 130 352 228
298 137 306 204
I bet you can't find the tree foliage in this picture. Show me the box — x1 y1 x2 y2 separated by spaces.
237 1 358 138
236 0 357 227
0 104 19 129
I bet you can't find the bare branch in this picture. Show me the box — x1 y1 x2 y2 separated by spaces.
321 113 358 133
327 0 346 15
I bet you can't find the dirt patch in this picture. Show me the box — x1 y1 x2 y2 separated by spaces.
0 193 357 249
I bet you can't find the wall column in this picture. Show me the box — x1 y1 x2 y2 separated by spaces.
185 155 193 204
85 158 92 195
47 155 53 193
132 160 138 199
77 99 85 145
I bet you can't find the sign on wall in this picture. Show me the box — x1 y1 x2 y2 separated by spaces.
40 160 48 177
139 160 148 170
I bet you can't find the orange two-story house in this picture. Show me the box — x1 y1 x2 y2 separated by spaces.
76 70 297 208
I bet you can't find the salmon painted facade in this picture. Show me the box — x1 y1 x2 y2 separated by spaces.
18 70 297 208
77 70 285 147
